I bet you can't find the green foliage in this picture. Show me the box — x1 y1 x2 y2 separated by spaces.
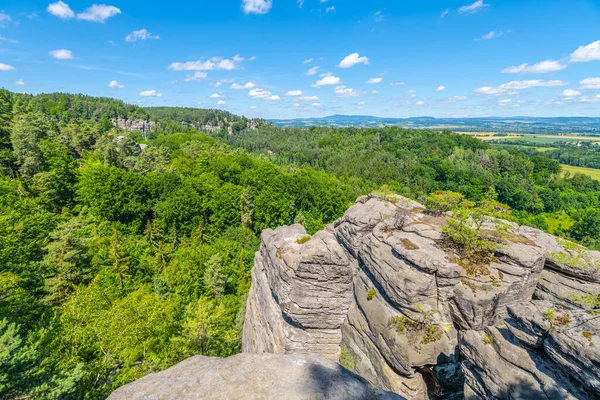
483 332 493 345
367 288 376 301
426 191 470 214
296 235 311 245
543 309 556 321
339 345 356 371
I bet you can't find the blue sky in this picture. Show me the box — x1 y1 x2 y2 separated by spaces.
1 0 599 119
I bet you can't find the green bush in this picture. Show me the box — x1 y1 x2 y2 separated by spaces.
296 235 311 245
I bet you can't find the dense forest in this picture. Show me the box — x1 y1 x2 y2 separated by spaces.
1 91 599 399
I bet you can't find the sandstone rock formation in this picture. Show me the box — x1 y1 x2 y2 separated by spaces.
112 118 157 134
106 353 400 400
243 193 600 399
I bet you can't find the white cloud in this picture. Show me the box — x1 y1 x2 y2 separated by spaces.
231 82 256 89
250 105 257 109
561 89 581 98
210 93 222 98
183 72 208 82
248 56 256 61
481 31 499 40
293 103 301 107
139 90 162 97
0 35 19 44
298 95 319 101
303 58 313 64
217 100 226 105
502 60 566 74
358 101 365 106
390 82 405 86
499 99 512 104
213 79 233 87
334 85 361 97
47 1 74 19
125 29 159 42
436 85 446 92
325 6 335 13
458 0 489 14
49 49 73 59
580 94 600 103
475 80 567 95
415 100 425 106
366 77 382 84
312 103 322 107
242 0 272 14
338 52 369 68
15 79 25 86
169 56 242 71
306 66 320 75
0 11 11 25
313 74 341 87
233 54 244 62
108 80 124 89
249 88 280 100
580 77 600 90
407 89 416 93
76 4 121 22
570 40 600 63
441 9 449 18
443 95 467 103
286 90 303 96
371 90 379 95
0 63 16 71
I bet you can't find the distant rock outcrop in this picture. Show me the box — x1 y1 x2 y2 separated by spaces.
243 194 600 399
112 118 157 134
106 353 400 400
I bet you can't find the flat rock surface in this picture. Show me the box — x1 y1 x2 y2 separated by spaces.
107 353 402 400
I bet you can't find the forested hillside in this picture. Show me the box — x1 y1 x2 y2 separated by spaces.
1 90 599 399
0 90 352 399
216 125 600 247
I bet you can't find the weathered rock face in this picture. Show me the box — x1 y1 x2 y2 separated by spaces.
107 353 401 400
112 118 157 133
243 194 600 399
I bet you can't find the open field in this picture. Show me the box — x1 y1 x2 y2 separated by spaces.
561 164 600 180
459 132 600 144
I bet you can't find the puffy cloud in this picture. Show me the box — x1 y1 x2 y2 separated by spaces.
183 72 208 82
570 40 600 63
0 63 16 71
303 58 313 64
580 77 600 90
210 93 223 98
325 6 335 13
502 60 566 74
390 82 405 86
286 90 302 96
458 0 489 14
49 49 73 59
475 80 567 95
242 0 272 14
231 82 256 89
293 103 300 107
436 85 446 92
481 31 500 40
250 105 257 109
415 100 425 106
334 85 361 97
313 73 341 87
15 79 25 86
125 29 159 42
312 103 322 107
498 99 512 105
561 89 581 98
338 52 369 68
217 100 226 105
298 95 319 101
108 80 124 89
366 77 382 84
306 66 320 75
139 90 162 97
358 101 365 106
249 88 280 100
169 56 241 71
47 1 74 19
77 4 121 22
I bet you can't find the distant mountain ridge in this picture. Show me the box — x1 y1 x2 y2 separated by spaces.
268 115 600 135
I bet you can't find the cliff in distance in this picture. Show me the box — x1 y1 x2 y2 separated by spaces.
110 193 600 399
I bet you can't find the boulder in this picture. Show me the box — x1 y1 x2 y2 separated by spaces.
107 353 401 400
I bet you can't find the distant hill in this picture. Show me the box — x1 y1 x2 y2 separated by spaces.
268 115 600 135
